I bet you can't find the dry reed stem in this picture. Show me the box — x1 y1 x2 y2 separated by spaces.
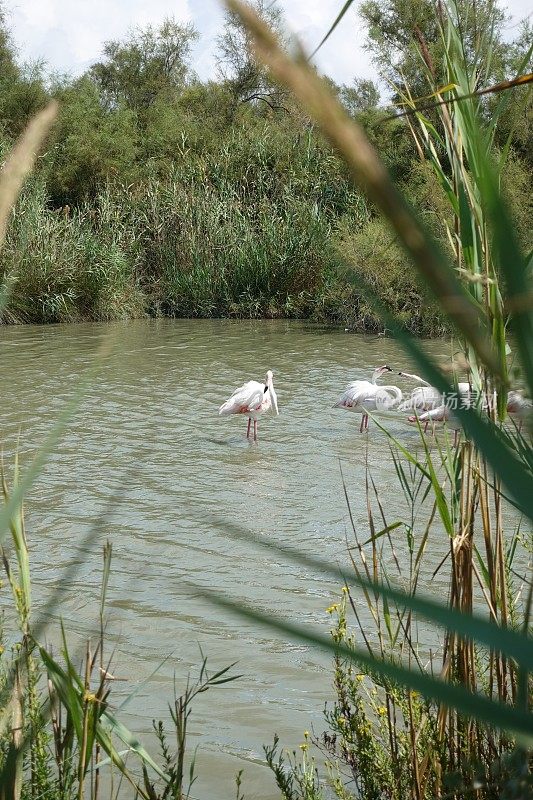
225 0 502 376
0 101 58 250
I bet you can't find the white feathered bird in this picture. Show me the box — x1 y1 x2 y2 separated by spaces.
397 372 442 413
334 365 403 432
407 404 462 445
404 379 479 444
506 390 531 431
219 369 279 442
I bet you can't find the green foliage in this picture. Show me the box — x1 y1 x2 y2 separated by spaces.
335 215 447 335
0 0 530 330
359 0 507 97
339 78 381 115
197 3 532 799
0 13 48 139
217 0 287 112
48 77 139 205
0 4 532 798
1 181 144 323
265 734 325 800
500 150 533 252
0 464 239 798
89 17 198 112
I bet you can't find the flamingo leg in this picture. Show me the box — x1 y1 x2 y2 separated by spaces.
359 415 365 433
246 418 251 438
365 414 370 430
424 419 429 434
253 419 258 443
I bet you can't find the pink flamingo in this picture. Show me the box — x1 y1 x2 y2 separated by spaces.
219 370 279 442
334 365 402 432
506 390 531 431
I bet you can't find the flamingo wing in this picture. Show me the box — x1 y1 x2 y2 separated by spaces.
375 385 403 410
219 381 265 416
334 381 375 410
399 385 441 412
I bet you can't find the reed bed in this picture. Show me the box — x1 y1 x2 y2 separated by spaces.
0 131 448 333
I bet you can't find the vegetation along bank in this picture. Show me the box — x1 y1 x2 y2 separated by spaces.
0 0 531 334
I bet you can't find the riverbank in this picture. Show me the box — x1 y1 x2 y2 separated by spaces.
1 169 451 335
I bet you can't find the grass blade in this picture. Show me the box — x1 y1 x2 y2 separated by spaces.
210 520 533 670
193 583 533 745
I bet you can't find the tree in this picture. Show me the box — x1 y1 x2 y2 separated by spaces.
89 18 198 113
340 78 381 115
359 0 507 98
217 0 289 113
0 9 48 138
48 77 138 205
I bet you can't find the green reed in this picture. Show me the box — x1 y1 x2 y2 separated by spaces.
0 3 531 798
0 108 243 799
0 128 449 333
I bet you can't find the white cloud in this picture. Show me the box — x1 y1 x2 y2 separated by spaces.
6 0 192 73
4 0 531 84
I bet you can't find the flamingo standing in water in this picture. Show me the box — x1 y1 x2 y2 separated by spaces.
407 388 530 443
219 369 279 442
409 404 463 445
399 372 477 432
334 365 402 432
397 372 442 414
507 390 531 431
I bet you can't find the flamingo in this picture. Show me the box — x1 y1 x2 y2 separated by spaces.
408 404 463 445
398 372 480 429
405 380 483 444
507 390 531 431
219 369 279 442
397 372 442 424
334 365 402 432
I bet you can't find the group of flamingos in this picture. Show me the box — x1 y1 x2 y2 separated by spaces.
219 366 530 442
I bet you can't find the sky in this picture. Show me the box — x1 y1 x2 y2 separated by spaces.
4 0 531 86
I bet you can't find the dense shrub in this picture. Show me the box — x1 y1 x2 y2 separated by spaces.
0 2 530 335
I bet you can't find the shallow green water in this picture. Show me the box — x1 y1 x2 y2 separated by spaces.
1 319 457 798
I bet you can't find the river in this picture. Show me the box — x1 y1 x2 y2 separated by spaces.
1 319 457 798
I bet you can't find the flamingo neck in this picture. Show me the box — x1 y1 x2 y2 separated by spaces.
407 373 429 386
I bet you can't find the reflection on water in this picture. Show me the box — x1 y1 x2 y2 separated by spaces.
1 319 455 799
